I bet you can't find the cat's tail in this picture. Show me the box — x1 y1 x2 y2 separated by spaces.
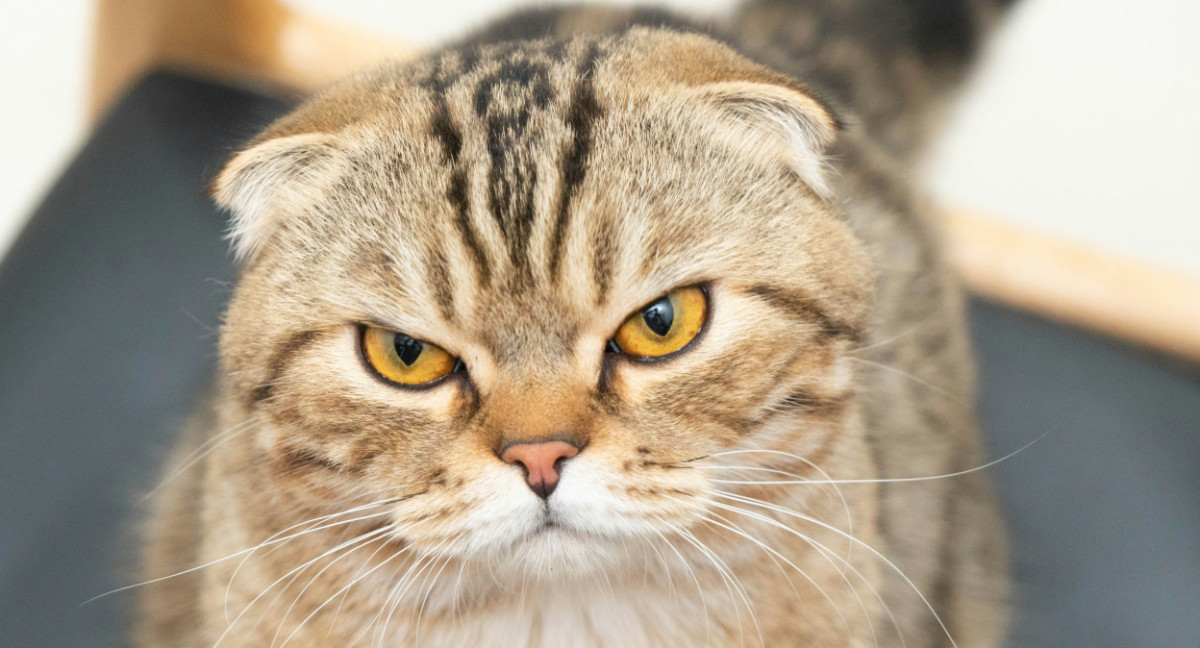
731 0 1020 157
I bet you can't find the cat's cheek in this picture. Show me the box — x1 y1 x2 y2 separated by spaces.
391 461 546 555
548 457 623 534
550 453 706 537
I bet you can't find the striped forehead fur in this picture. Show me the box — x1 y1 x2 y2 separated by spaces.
212 30 839 286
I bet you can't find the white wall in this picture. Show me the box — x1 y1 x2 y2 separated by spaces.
928 0 1200 273
0 0 92 256
2 0 1197 274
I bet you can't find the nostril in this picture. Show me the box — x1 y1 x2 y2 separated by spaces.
500 440 580 499
509 457 530 478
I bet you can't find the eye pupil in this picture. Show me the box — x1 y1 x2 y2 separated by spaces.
642 298 674 337
393 335 424 365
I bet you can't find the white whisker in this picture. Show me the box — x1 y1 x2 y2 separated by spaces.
677 527 763 648
649 527 711 644
679 502 849 634
708 432 1045 486
268 529 392 647
213 524 395 647
644 534 677 602
848 358 955 399
83 500 399 607
325 533 399 642
699 448 856 550
413 553 455 645
694 499 885 647
222 505 401 622
373 542 447 647
139 418 258 504
704 496 903 647
713 491 948 647
278 544 414 648
849 327 918 355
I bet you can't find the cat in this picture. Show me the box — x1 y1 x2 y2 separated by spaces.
137 1 1013 646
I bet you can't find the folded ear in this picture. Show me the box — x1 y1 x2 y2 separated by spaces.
688 80 839 198
210 132 344 262
618 29 841 198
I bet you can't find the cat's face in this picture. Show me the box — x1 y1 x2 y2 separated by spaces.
215 30 872 579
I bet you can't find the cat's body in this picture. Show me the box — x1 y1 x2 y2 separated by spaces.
138 2 1011 646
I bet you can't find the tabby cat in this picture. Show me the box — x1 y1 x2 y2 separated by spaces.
137 1 1013 645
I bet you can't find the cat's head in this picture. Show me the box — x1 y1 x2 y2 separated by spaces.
213 28 872 578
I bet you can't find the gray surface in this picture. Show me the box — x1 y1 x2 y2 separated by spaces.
972 301 1200 646
0 71 1197 646
0 72 290 646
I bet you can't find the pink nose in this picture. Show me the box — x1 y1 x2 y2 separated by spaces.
500 440 580 499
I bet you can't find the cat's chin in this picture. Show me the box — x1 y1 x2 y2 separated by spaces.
485 522 633 582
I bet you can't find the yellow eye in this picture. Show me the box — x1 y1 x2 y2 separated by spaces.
361 326 459 386
613 286 708 358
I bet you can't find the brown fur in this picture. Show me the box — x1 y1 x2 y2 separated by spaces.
138 3 1010 646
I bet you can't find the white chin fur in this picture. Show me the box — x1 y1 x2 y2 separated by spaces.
450 454 686 581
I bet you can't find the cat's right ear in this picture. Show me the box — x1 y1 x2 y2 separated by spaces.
210 133 345 263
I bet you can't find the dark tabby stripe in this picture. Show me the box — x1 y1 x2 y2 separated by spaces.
429 100 463 161
775 387 849 417
279 446 350 474
423 54 493 285
252 329 322 403
905 0 994 63
447 169 492 285
476 53 556 272
472 56 555 118
419 41 607 286
747 284 862 342
549 41 605 283
591 214 616 306
426 247 456 322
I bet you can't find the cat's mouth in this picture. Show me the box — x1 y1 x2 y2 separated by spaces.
516 513 596 549
531 516 574 538
497 518 623 578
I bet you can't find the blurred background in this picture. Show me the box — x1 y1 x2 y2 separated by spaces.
1 1 1198 647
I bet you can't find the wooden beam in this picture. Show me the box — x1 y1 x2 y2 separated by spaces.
89 0 417 120
941 209 1200 363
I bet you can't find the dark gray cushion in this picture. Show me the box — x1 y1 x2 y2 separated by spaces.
0 71 1196 647
972 301 1200 646
0 72 290 646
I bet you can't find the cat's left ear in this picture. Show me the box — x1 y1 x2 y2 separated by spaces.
620 29 841 198
210 132 345 262
687 80 840 198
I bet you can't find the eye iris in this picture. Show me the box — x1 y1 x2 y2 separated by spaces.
393 334 424 365
362 326 457 386
642 298 674 337
611 286 706 359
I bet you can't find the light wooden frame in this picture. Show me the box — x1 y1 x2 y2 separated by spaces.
941 210 1200 363
90 0 417 119
91 0 1200 364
